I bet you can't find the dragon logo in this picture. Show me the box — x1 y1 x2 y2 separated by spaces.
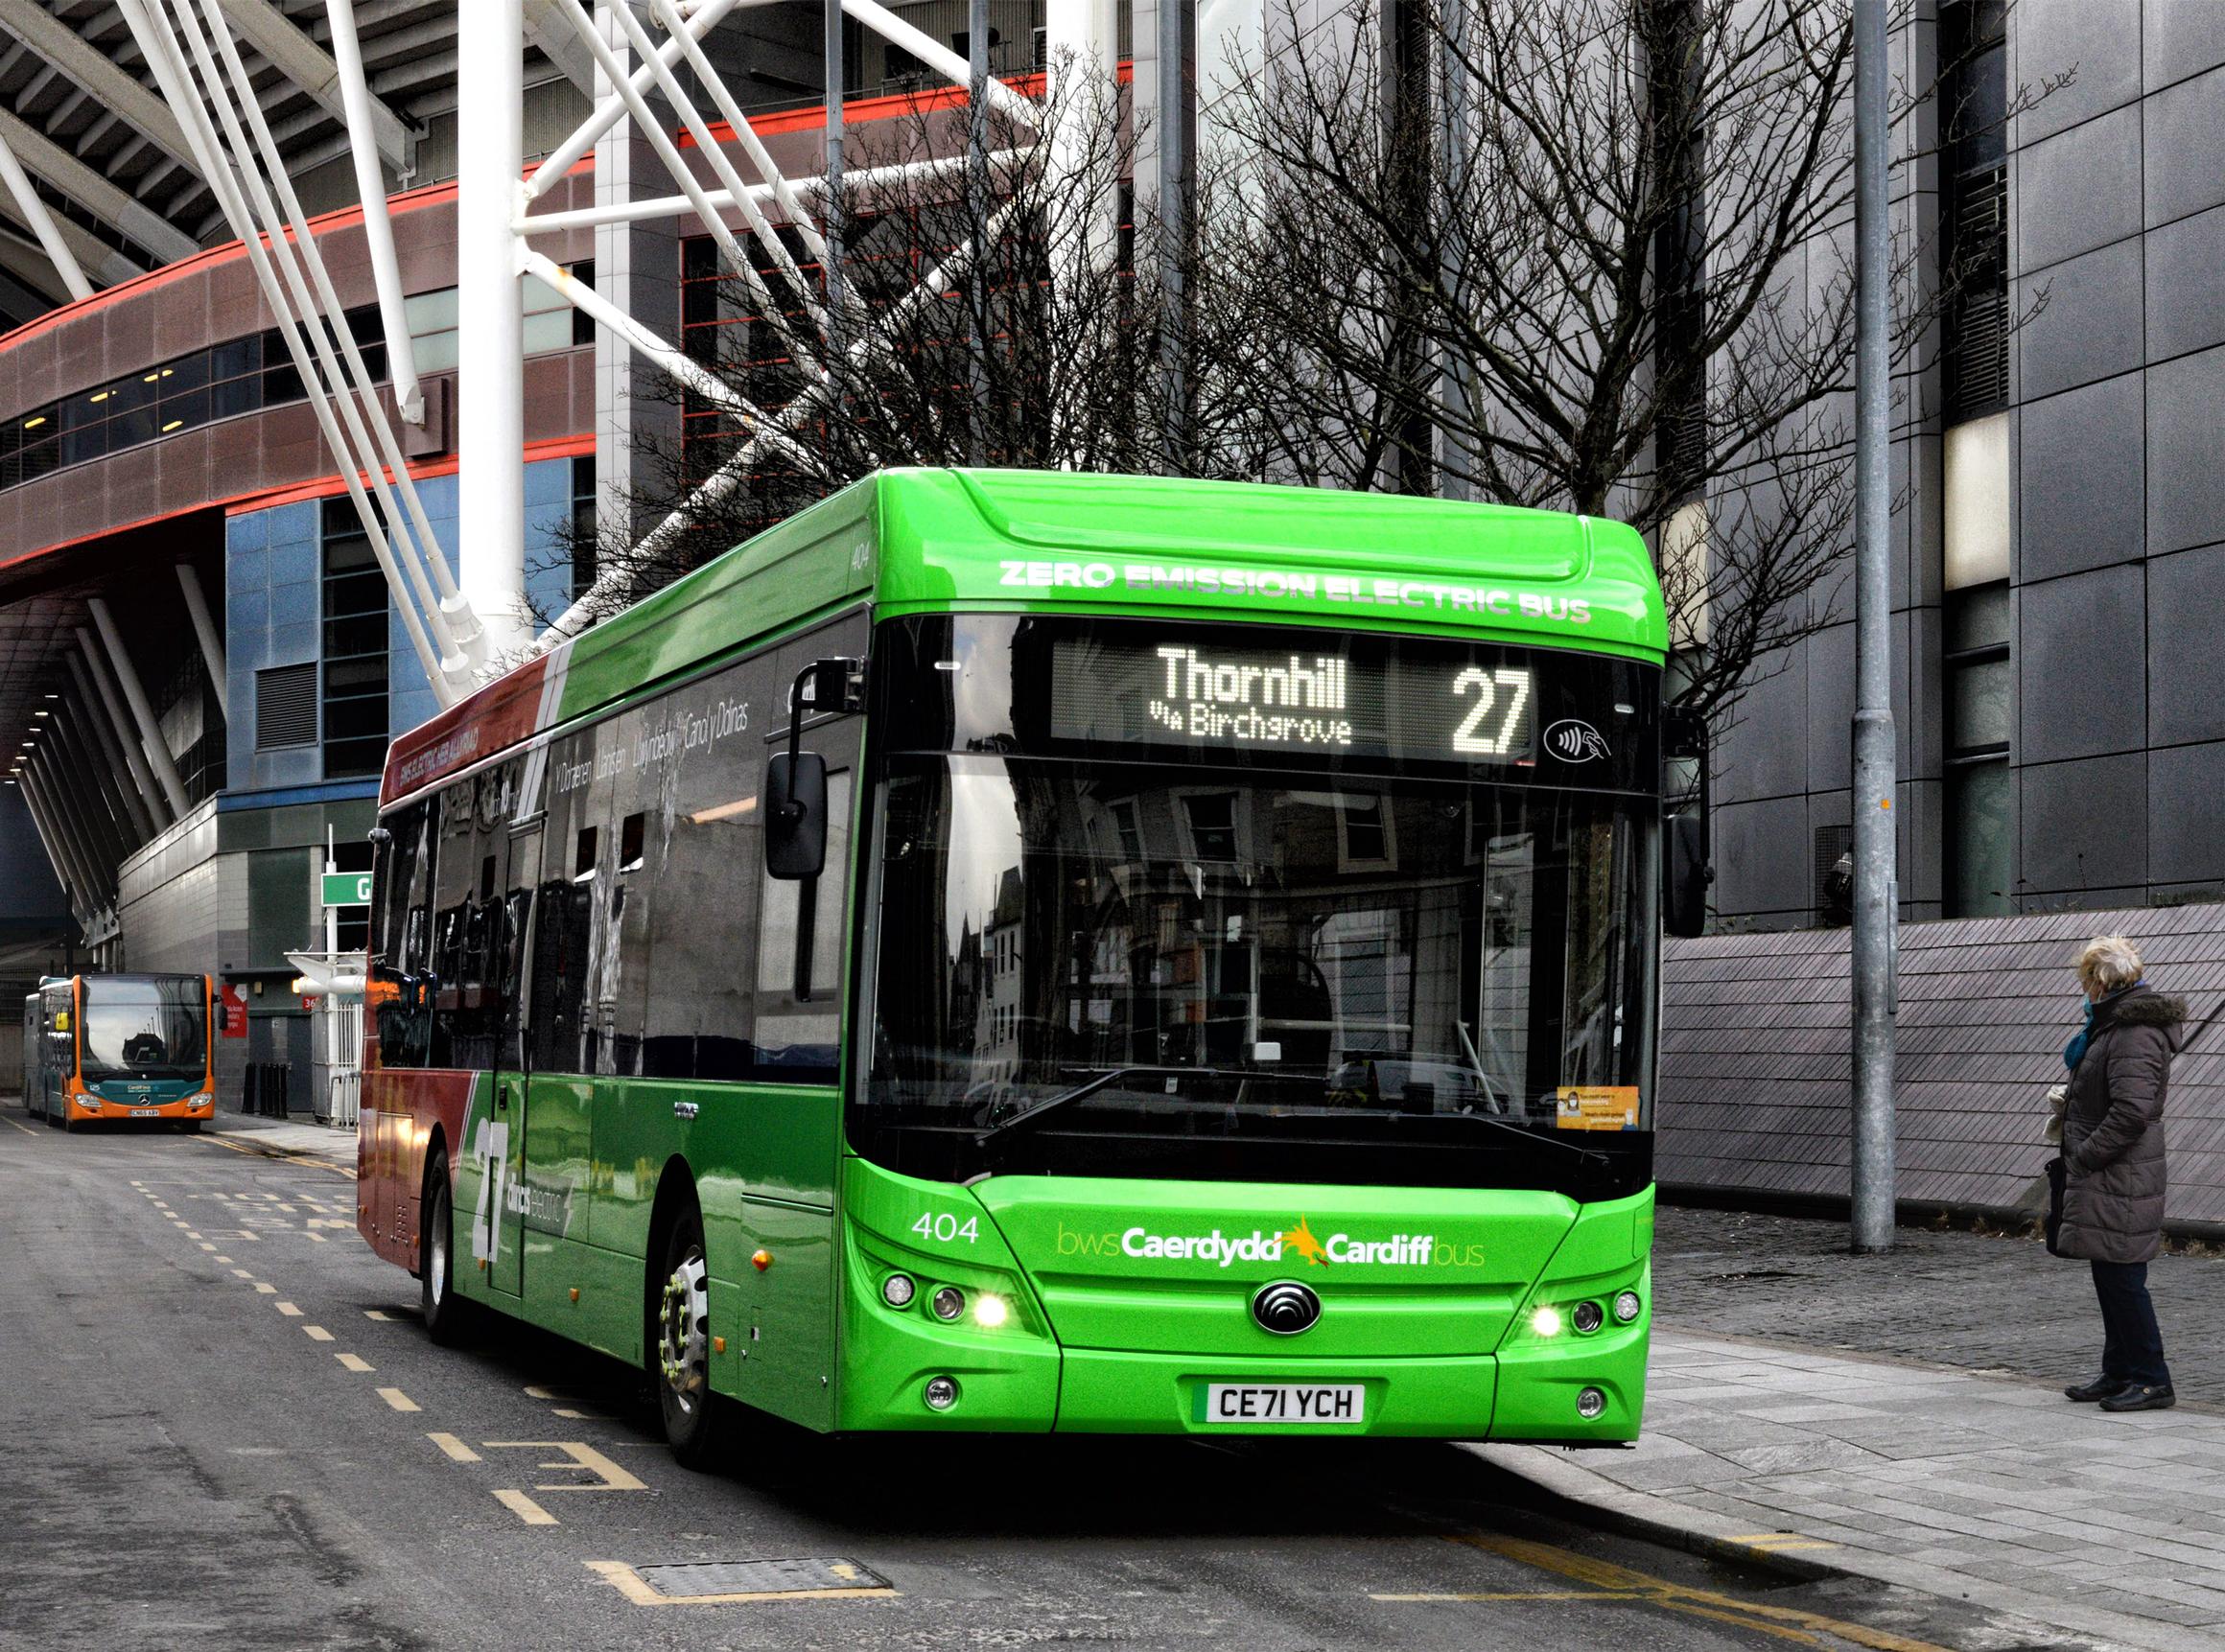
1278 1215 1332 1267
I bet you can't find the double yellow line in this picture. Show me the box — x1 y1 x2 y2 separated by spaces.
1371 1534 1950 1652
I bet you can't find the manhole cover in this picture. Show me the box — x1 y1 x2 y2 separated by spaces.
629 1558 889 1600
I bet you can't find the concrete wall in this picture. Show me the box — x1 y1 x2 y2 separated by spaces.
1657 899 2225 1227
1708 3 2225 926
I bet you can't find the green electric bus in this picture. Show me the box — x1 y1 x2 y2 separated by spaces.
360 468 1674 1457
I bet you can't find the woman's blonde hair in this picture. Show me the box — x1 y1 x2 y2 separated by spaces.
2076 934 2143 997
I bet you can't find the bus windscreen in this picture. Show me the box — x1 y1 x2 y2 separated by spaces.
80 979 208 1082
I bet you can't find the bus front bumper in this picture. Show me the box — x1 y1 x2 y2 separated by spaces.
835 1320 1648 1440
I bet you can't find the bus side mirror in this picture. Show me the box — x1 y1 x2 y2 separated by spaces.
765 752 829 881
1665 809 1710 939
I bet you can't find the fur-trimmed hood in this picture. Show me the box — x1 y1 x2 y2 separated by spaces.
2104 989 2189 1042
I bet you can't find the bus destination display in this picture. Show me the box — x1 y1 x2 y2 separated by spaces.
1048 636 1535 762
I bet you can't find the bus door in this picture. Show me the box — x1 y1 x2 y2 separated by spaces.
525 808 598 1284
469 807 529 1300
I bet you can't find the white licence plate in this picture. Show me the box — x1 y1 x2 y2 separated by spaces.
1201 1383 1365 1425
129 1107 159 1117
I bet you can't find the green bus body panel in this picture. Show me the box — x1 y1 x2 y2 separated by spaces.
831 1156 1651 1439
973 1175 1575 1359
550 470 1668 725
440 1070 842 1429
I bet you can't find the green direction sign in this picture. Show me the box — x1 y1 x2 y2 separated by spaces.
321 872 373 907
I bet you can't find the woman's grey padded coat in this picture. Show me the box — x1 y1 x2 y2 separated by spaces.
2058 988 2188 1266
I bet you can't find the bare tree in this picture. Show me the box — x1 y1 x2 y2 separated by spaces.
537 67 1262 626
1186 0 2058 720
547 0 2056 735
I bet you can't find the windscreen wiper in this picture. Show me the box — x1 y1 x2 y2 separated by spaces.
1443 1107 1616 1169
974 1066 1246 1149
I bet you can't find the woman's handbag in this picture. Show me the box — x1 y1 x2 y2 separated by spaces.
2045 1155 2068 1257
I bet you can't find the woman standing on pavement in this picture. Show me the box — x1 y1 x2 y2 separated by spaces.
2057 934 2187 1413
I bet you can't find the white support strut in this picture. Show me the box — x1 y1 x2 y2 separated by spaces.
457 0 530 663
85 595 192 819
0 123 90 300
174 563 228 724
152 0 473 687
524 0 741 202
517 147 1034 236
118 0 462 702
325 0 424 425
537 203 1020 644
520 249 813 468
77 627 172 828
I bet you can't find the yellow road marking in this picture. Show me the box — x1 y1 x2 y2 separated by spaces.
1453 1535 1951 1652
1373 1591 1646 1602
377 1387 420 1413
552 1408 614 1421
337 1353 374 1373
213 1255 231 1264
304 1325 334 1341
429 1431 481 1462
481 1440 647 1493
276 1301 303 1316
365 1310 396 1321
307 1232 327 1243
232 1268 253 1279
185 1230 200 1239
493 1489 557 1525
582 1560 897 1608
181 1130 356 1179
253 1283 276 1294
199 1243 216 1251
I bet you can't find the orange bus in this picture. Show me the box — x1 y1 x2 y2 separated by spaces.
22 974 217 1130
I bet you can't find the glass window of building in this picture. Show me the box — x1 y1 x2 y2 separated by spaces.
1944 581 2010 916
320 497 391 779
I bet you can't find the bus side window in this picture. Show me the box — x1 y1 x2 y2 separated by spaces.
373 798 436 1068
755 768 850 1082
428 774 483 1068
641 652 764 1081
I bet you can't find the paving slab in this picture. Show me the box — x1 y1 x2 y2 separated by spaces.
1480 1327 2225 1652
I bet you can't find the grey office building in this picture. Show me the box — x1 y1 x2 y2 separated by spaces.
1708 0 2225 929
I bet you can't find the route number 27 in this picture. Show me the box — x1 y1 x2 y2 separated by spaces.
1450 667 1533 756
914 1212 980 1245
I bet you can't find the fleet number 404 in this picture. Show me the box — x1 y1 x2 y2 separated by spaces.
914 1212 981 1244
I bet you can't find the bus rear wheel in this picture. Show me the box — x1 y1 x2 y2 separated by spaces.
652 1206 727 1470
420 1152 478 1345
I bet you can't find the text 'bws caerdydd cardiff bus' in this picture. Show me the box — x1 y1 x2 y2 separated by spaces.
357 469 1688 1461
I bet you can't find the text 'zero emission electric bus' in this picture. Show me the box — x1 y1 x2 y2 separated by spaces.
24 973 218 1130
357 469 1676 1458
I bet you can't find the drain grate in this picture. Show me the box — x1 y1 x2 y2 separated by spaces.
629 1558 890 1600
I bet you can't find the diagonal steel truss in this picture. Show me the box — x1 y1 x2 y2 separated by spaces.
472 0 1114 652
117 0 485 707
107 0 1118 706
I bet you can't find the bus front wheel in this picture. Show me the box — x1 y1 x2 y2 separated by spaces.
652 1205 727 1470
420 1151 478 1345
